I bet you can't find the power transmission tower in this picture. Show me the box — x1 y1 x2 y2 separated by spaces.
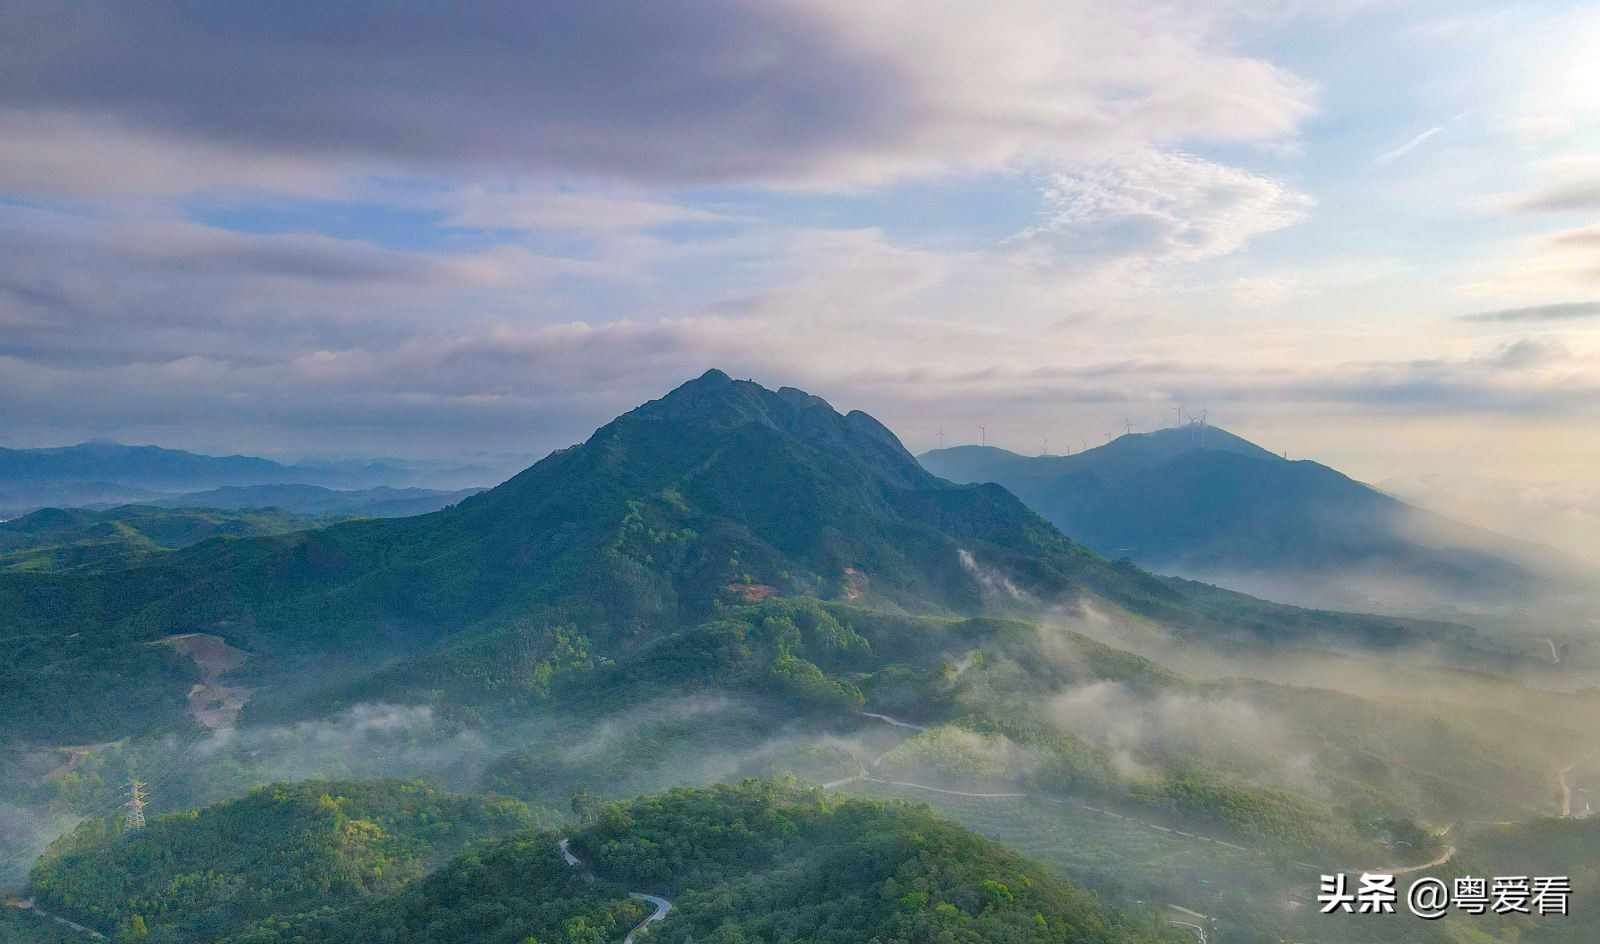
123 778 148 831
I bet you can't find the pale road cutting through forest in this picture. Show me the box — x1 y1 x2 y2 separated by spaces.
559 838 673 944
5 899 107 940
855 710 929 732
624 895 673 944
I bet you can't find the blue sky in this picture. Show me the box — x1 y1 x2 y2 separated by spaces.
1 0 1597 529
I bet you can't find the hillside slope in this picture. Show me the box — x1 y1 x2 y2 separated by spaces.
31 780 1164 944
28 780 540 942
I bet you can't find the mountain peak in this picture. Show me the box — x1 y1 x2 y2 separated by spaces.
441 371 1126 627
691 367 734 386
920 424 1279 484
623 371 849 440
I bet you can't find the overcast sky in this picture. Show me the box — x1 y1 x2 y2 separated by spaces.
3 0 1598 495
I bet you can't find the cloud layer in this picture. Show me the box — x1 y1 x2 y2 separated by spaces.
0 0 1597 496
0 0 1309 193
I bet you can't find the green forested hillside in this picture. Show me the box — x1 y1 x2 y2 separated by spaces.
28 780 541 943
235 829 648 944
84 781 1165 944
1456 817 1600 943
572 781 1161 944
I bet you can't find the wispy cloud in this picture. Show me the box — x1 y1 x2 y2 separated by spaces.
1513 179 1600 213
1458 301 1600 323
1372 126 1443 166
1010 149 1311 269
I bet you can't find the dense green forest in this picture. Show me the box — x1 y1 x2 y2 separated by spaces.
234 829 649 944
29 780 542 943
0 909 79 943
36 780 1167 944
570 781 1163 944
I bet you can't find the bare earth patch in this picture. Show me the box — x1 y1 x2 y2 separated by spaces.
726 582 777 602
148 633 253 728
843 567 868 601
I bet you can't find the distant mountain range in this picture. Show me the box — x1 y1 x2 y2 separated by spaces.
147 483 485 517
920 426 1598 620
0 442 329 489
0 442 500 516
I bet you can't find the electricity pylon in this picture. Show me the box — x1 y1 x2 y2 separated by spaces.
123 778 148 831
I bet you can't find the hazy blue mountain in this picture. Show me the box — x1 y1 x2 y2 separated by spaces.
926 424 1277 487
0 481 163 517
0 442 317 489
920 426 1595 616
0 443 497 514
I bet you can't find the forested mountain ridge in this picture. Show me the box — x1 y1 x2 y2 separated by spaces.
0 505 336 573
146 484 484 517
0 371 1497 745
